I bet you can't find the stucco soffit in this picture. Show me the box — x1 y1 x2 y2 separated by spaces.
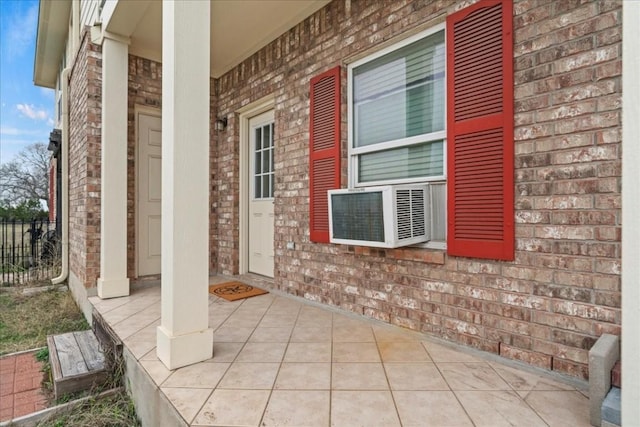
34 0 71 88
101 0 153 38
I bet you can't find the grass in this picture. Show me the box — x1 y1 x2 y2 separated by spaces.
35 391 140 427
35 337 141 427
35 346 49 362
0 288 89 355
0 264 60 286
0 285 141 426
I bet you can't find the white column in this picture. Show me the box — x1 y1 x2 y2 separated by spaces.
157 0 213 370
97 35 130 299
622 2 640 424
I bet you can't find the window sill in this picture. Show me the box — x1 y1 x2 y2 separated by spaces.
349 243 446 265
415 241 446 251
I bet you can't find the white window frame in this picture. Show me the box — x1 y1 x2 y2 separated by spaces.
347 24 447 248
56 53 66 125
347 23 447 189
250 120 275 201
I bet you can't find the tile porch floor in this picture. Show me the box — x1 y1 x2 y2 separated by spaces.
89 276 591 427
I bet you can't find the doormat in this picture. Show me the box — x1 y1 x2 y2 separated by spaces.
208 281 268 301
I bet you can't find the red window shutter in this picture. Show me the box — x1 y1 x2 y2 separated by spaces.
446 0 514 260
309 66 341 243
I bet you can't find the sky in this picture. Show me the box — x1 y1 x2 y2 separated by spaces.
0 0 54 165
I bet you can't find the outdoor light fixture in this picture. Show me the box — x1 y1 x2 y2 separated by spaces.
48 129 62 154
214 117 227 131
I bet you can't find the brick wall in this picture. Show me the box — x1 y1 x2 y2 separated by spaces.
213 0 622 379
68 31 102 289
209 79 219 273
511 0 621 377
70 36 166 286
123 56 225 278
123 55 221 278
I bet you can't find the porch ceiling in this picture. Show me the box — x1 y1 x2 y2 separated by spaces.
34 0 329 87
125 0 330 78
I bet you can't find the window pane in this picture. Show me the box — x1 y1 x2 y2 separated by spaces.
263 150 270 173
358 140 444 183
255 128 262 150
262 174 270 198
263 124 271 148
270 124 274 147
353 30 445 148
255 151 262 175
253 121 275 199
255 176 261 199
430 182 446 241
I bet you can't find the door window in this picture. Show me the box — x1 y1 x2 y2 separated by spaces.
254 122 275 199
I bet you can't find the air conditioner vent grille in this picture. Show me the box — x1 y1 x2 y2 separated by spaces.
328 184 429 248
330 192 385 242
396 189 427 240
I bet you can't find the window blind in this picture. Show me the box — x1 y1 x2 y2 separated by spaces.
353 31 445 149
359 140 444 183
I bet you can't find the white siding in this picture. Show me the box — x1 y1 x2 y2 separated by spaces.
622 2 640 424
80 0 100 27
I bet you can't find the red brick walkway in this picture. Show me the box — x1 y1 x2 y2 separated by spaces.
0 350 48 422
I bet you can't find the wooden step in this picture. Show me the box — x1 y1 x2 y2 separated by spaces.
92 310 123 365
47 330 108 399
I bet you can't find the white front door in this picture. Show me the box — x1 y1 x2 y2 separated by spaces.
248 111 275 277
137 112 162 276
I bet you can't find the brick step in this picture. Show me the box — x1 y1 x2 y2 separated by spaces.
601 387 621 427
611 360 621 388
47 330 108 399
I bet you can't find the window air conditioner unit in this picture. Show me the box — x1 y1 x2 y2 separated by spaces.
328 184 429 248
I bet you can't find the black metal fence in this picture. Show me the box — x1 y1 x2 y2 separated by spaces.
1 218 61 286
